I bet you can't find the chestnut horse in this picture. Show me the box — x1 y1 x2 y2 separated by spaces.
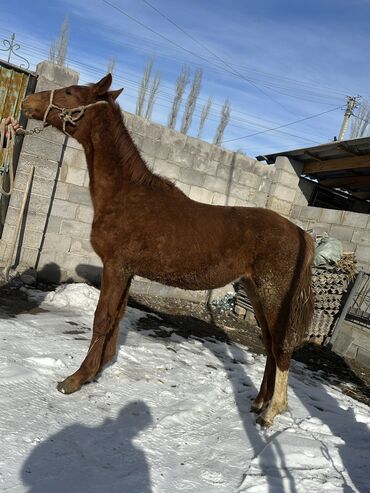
22 74 314 426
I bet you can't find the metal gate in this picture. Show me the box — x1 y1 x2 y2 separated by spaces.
0 60 37 235
346 272 370 328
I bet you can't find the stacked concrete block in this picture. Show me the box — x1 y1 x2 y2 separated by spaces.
266 156 303 217
290 206 370 272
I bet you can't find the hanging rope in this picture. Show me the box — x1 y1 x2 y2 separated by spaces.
0 120 16 196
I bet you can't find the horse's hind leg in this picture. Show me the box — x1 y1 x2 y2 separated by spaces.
57 264 131 394
256 351 290 427
243 279 276 413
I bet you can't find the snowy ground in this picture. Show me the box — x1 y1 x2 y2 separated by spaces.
0 283 369 493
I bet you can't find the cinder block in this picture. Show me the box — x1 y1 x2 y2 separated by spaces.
62 144 86 169
203 175 228 194
271 183 297 202
229 183 248 201
355 245 370 264
266 197 291 216
357 348 370 369
65 166 86 186
329 225 354 242
22 134 65 163
320 208 343 223
248 190 268 207
19 154 58 180
77 205 94 224
212 192 228 206
299 206 323 221
342 211 368 229
174 181 191 196
153 160 180 180
43 232 71 253
352 229 370 246
70 239 94 255
51 199 78 219
68 185 92 205
290 205 302 219
275 156 303 176
60 219 91 239
216 164 239 182
179 167 205 187
189 186 214 204
47 216 62 234
54 181 70 200
307 222 330 236
140 137 161 157
36 61 79 86
238 171 261 189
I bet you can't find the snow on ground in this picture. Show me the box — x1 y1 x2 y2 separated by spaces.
0 283 369 493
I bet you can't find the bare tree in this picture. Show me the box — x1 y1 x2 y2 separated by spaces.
49 16 70 66
168 65 190 129
350 99 370 138
145 70 161 120
107 57 116 76
49 40 56 65
181 68 202 134
136 57 154 117
197 96 212 138
213 99 231 145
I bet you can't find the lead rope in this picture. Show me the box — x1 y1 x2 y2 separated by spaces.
0 92 108 196
0 120 16 196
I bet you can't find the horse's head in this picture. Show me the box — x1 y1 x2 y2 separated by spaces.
22 74 123 137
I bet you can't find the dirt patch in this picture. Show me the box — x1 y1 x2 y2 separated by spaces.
129 293 370 407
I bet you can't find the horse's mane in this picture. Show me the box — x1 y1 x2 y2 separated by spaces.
108 100 182 194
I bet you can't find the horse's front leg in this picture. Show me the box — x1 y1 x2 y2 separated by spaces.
57 265 131 394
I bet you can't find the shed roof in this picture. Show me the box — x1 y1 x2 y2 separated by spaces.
256 136 370 201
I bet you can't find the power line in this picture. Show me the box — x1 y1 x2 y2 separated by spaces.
222 106 341 143
0 29 335 145
0 30 326 143
140 0 293 113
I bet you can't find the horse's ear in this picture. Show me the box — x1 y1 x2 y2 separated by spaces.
108 88 124 100
94 74 112 96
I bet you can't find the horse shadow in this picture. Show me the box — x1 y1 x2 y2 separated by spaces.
127 297 370 493
128 298 298 493
21 401 153 493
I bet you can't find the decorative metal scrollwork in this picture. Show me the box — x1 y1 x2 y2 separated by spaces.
0 33 30 70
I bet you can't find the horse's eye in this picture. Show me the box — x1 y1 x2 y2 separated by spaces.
65 88 72 96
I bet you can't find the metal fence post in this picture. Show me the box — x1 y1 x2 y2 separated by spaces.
326 271 364 350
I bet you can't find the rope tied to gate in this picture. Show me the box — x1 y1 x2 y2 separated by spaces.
0 120 16 196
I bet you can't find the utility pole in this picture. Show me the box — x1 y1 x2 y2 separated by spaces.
338 96 358 141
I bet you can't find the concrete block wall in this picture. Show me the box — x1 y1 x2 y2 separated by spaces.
0 62 79 273
123 112 275 209
290 205 370 271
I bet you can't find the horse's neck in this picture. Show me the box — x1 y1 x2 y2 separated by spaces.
81 107 152 208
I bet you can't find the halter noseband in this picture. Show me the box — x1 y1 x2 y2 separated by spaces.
42 89 108 134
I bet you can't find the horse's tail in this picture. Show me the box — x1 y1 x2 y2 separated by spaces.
287 228 315 349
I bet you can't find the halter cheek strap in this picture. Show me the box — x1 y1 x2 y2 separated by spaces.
42 89 108 135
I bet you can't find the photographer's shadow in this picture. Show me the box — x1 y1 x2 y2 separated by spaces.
21 401 153 493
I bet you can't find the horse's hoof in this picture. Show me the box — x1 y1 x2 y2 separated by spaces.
250 400 264 414
256 415 273 428
57 377 81 395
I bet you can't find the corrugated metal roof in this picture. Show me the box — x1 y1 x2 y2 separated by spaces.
256 136 370 165
256 136 370 200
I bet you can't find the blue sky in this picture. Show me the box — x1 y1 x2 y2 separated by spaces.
1 0 369 157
